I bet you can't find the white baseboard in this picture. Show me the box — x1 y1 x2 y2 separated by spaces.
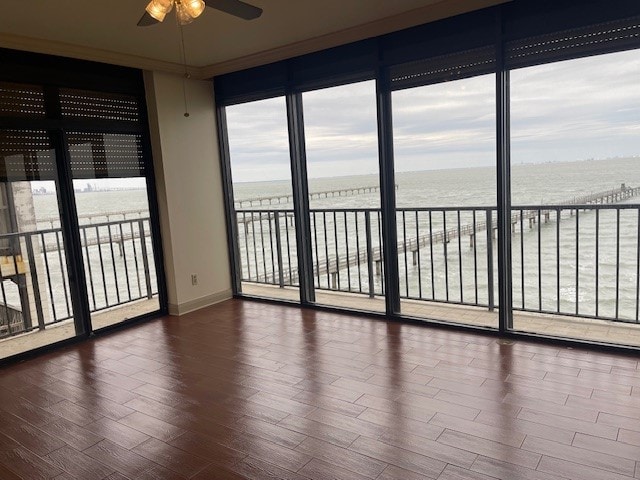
168 289 233 316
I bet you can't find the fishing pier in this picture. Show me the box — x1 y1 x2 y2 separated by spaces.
240 185 640 293
234 184 396 208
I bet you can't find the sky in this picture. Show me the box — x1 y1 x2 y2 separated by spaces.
226 48 640 183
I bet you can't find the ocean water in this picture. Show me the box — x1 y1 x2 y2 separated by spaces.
19 159 640 323
234 157 640 321
9 188 158 324
32 188 151 227
234 157 640 208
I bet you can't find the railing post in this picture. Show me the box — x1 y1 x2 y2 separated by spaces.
25 234 46 331
487 212 496 308
365 211 375 298
138 220 153 299
274 212 285 288
9 234 32 332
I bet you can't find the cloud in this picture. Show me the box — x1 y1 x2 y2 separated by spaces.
225 48 640 183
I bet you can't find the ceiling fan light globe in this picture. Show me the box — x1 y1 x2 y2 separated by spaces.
183 0 206 18
175 3 195 25
145 0 174 22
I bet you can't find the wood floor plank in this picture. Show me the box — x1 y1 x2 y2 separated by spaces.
73 395 137 421
504 392 599 422
437 463 497 480
470 455 568 480
474 410 576 445
45 445 114 479
537 455 637 480
292 389 366 417
0 397 56 427
0 447 64 480
0 433 19 452
224 430 313 473
598 412 640 433
298 458 371 480
521 435 636 477
429 412 526 447
555 350 637 370
227 456 311 480
83 440 156 478
296 437 387 479
305 407 387 438
235 415 307 449
0 413 66 456
0 463 22 480
356 408 445 440
377 429 478 469
168 427 245 460
118 411 186 442
131 437 212 478
377 464 431 480
43 399 104 427
277 414 360 448
348 435 446 478
518 407 619 439
1 299 638 480
530 353 613 373
566 394 640 421
619 429 640 447
572 433 640 461
294 379 363 403
436 430 541 469
246 391 318 417
434 390 521 417
37 417 104 451
85 416 151 450
137 464 189 480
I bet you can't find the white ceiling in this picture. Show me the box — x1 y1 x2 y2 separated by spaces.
0 0 507 78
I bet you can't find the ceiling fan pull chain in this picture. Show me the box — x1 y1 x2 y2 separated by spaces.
178 22 190 118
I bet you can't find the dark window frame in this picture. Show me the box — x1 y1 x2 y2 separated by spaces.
0 49 167 362
216 0 640 351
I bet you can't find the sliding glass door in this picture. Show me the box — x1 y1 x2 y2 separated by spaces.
509 49 640 346
0 127 77 359
226 97 300 302
0 71 164 359
302 81 385 312
392 71 498 328
66 129 160 331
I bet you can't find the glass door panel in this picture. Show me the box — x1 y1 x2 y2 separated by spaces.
302 81 385 312
67 132 160 331
392 74 498 327
0 129 77 359
226 97 300 302
510 49 640 346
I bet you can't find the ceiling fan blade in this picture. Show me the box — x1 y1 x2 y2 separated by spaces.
204 0 263 20
137 11 160 27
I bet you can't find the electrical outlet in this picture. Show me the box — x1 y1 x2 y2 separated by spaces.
191 274 198 286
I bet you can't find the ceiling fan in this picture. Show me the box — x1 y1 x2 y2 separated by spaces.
137 0 263 26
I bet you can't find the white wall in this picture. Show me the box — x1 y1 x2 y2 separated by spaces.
144 71 232 315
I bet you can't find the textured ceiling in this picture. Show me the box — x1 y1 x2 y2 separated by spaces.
0 0 506 76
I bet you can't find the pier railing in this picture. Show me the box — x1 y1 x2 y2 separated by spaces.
234 184 398 209
0 218 157 338
236 186 640 324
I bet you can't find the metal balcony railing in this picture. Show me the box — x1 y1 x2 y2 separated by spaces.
237 200 640 324
0 217 158 339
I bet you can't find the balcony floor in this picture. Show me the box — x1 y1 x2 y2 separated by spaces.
0 299 639 479
0 298 160 360
242 283 640 348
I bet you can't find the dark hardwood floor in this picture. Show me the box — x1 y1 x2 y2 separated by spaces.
1 299 639 479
